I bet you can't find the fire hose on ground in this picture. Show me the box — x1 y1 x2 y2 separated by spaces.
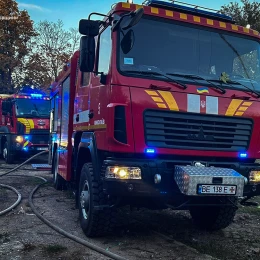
0 151 47 215
0 150 126 260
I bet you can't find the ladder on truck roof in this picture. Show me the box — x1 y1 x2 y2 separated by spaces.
142 0 234 23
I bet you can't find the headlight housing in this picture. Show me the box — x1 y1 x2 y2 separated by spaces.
249 170 260 184
105 166 141 180
15 136 24 143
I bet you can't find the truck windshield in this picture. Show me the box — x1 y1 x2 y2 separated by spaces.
119 16 260 91
15 98 50 118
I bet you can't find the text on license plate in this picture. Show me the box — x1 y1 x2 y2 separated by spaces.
37 148 48 151
198 185 237 195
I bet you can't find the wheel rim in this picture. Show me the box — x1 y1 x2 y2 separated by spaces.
80 180 90 220
3 147 7 160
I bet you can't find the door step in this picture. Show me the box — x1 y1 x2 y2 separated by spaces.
31 164 51 170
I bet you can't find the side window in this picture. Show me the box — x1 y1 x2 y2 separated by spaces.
98 27 112 74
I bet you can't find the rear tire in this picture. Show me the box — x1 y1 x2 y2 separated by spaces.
189 197 238 230
78 163 116 237
3 141 14 164
52 149 65 190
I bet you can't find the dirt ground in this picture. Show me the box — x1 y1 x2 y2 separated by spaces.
1 157 260 260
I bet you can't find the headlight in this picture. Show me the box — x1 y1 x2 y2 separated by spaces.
105 166 141 180
15 136 24 143
249 171 260 184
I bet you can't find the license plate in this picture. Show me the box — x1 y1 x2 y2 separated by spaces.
37 148 48 151
198 185 237 195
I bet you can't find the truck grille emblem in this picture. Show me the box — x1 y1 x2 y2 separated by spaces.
187 127 214 141
37 120 45 126
200 100 206 108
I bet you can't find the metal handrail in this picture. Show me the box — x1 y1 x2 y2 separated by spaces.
142 0 221 14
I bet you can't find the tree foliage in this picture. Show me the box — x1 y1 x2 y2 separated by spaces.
0 0 80 92
221 0 260 31
0 0 36 93
221 0 260 82
19 20 80 90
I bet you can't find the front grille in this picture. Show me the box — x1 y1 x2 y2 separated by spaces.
144 110 253 151
29 130 49 144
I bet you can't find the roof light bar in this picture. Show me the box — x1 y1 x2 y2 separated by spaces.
143 0 233 22
31 94 43 98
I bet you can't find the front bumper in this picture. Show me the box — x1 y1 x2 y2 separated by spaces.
102 158 260 199
12 135 48 153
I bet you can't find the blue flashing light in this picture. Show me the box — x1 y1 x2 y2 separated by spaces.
145 0 233 22
145 148 155 154
31 93 43 98
239 153 248 158
23 147 28 152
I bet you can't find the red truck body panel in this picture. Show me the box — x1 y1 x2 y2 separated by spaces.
51 2 260 182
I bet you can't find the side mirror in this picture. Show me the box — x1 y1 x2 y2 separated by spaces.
122 8 144 30
79 20 99 36
121 29 135 54
79 36 96 72
113 8 144 32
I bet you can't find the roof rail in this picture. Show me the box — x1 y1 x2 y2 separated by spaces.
143 0 234 23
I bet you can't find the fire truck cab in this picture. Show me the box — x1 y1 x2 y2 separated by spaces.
50 1 260 237
0 87 50 163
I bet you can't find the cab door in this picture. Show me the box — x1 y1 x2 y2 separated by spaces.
88 25 112 150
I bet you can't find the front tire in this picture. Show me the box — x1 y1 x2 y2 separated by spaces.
3 141 14 164
189 197 238 230
78 163 116 237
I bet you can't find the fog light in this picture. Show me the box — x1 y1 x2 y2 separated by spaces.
249 171 260 184
105 166 141 179
16 136 24 143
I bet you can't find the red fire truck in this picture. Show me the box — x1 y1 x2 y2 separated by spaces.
0 88 50 163
49 0 260 237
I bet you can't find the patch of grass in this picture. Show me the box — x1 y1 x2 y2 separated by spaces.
191 241 232 260
22 243 36 252
26 178 45 186
43 244 67 254
239 206 260 216
0 232 8 240
0 188 8 197
0 232 10 243
64 190 74 199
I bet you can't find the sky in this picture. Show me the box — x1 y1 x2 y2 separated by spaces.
17 0 232 30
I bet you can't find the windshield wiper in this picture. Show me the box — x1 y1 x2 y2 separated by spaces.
124 70 187 89
167 73 226 94
33 104 40 115
215 79 260 98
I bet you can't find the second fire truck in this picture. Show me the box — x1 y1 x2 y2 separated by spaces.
0 88 50 163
